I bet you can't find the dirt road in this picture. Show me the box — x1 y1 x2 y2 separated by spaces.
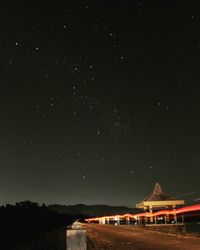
85 224 200 250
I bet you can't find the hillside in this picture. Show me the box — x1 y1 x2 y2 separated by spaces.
48 204 140 217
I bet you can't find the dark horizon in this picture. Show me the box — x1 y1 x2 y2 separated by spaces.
1 1 200 207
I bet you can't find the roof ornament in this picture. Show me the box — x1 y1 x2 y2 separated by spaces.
144 182 173 201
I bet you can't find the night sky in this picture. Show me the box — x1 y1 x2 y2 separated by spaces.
0 1 200 206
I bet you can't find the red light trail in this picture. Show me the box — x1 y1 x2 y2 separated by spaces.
85 204 200 222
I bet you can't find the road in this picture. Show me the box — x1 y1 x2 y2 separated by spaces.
85 224 200 250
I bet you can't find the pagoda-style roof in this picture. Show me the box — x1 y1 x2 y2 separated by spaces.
136 182 185 210
143 182 173 201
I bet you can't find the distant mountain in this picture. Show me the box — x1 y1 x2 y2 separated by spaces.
173 192 200 206
48 204 141 217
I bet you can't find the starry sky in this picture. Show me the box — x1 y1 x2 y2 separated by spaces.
0 1 200 206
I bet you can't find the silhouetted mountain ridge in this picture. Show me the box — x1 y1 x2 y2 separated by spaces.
48 204 141 216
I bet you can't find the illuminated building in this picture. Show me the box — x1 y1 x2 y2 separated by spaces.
136 182 185 223
136 182 185 212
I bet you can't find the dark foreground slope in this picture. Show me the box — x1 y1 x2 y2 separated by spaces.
0 201 75 250
17 228 67 250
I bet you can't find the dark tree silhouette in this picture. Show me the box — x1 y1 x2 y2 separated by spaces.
0 201 75 250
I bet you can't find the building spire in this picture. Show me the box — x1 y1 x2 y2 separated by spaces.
153 182 163 195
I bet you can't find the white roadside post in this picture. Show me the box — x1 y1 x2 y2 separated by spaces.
66 221 87 250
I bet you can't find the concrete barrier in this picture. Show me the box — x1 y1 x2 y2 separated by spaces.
66 222 86 250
